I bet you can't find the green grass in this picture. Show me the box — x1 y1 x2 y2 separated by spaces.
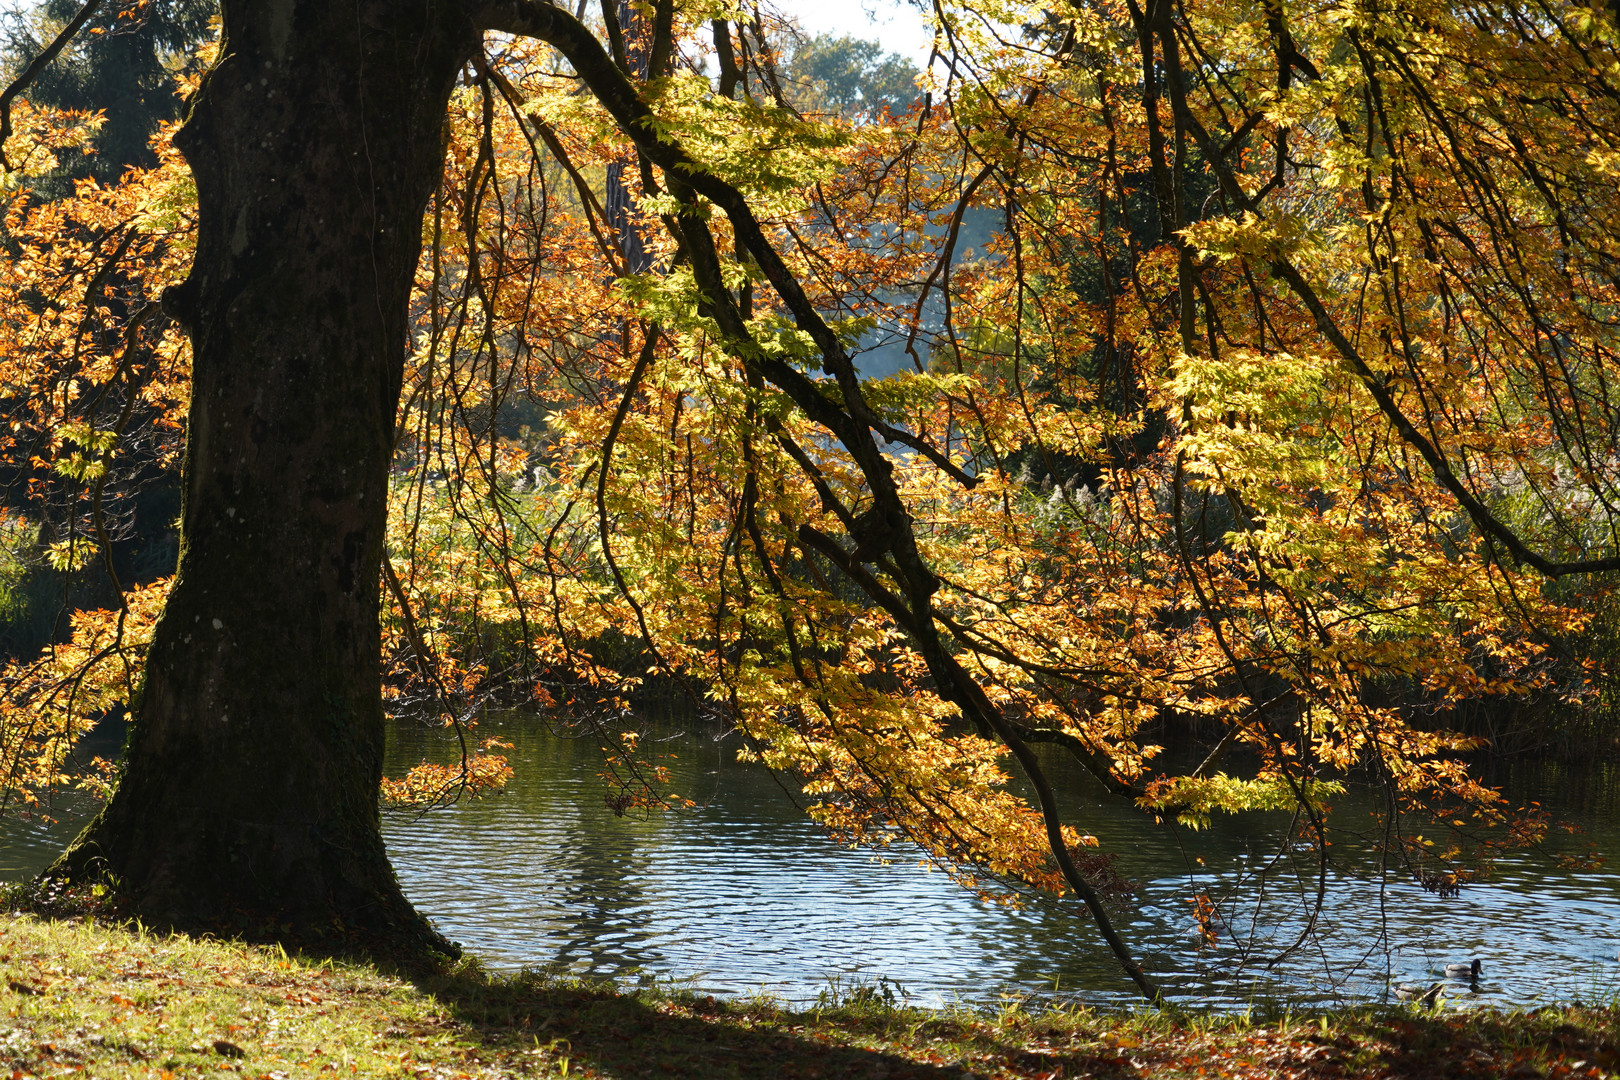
0 912 1617 1077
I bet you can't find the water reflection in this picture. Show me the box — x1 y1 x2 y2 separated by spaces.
383 719 1136 1002
381 716 1620 1008
0 807 83 881
1 713 1618 1009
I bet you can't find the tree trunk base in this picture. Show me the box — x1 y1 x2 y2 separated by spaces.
44 812 460 963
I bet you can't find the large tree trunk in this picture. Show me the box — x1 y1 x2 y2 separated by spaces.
50 0 475 949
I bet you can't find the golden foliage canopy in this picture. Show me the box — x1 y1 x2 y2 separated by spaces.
1 0 1616 997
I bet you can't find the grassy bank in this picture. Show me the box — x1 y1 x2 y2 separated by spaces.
0 913 1616 1078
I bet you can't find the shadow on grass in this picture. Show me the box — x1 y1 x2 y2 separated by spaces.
370 937 1620 1080
416 968 1620 1080
7 886 1614 1080
414 965 979 1079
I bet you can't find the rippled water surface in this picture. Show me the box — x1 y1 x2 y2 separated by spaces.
381 717 1620 1008
5 715 1620 1009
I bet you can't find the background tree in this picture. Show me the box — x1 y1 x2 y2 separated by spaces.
0 0 211 663
782 33 919 120
3 0 213 185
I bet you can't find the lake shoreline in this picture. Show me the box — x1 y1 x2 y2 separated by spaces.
0 911 1615 1078
8 715 1620 1010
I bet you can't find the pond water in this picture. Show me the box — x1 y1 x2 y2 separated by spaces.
4 713 1619 1010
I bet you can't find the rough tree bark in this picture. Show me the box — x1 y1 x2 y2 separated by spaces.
49 0 478 947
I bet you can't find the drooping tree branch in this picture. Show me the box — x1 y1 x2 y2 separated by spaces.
475 0 1163 1003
